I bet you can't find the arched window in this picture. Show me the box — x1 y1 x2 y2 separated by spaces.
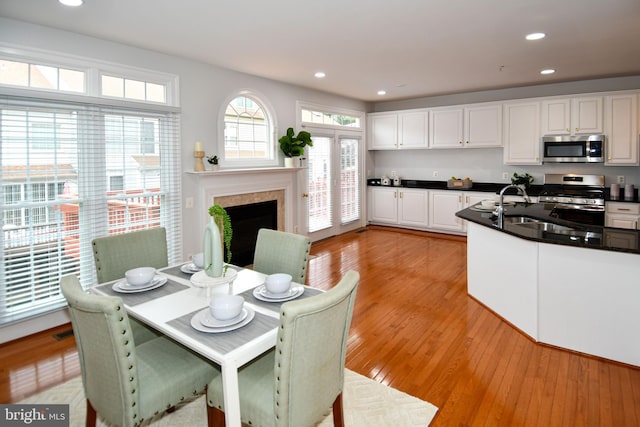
222 93 275 166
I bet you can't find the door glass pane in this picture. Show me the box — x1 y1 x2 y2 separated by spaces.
340 138 359 224
307 136 332 233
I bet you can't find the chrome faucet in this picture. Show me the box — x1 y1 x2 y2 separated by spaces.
495 184 530 228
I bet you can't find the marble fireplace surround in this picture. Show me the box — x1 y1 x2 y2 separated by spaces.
189 168 300 234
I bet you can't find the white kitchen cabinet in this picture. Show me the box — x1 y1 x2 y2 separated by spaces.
369 186 398 223
429 107 463 148
605 93 638 165
368 110 428 150
605 202 640 229
429 103 502 148
398 188 429 226
503 101 542 165
429 190 490 233
398 110 429 149
429 190 464 231
369 187 429 227
541 96 603 135
368 113 398 150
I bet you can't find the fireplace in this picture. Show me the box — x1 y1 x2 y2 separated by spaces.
213 189 285 267
224 200 277 267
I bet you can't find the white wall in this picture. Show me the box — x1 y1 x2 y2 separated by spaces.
0 17 368 259
370 78 640 187
371 148 640 188
0 17 368 341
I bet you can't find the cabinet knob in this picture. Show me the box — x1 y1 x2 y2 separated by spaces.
575 127 579 132
459 141 463 145
302 193 309 198
465 141 469 144
566 128 570 132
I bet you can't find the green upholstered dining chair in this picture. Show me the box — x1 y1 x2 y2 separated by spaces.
61 275 220 427
92 227 169 283
92 227 169 344
206 270 360 427
252 228 312 284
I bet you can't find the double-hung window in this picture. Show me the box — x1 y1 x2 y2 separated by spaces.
0 50 181 326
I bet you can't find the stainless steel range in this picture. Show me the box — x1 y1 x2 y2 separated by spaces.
538 174 605 226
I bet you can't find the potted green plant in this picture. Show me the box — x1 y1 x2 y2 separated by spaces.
511 172 534 188
278 127 313 167
206 154 219 171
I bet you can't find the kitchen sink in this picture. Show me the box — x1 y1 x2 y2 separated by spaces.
501 216 575 232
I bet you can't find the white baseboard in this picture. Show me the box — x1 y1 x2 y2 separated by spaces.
0 308 71 344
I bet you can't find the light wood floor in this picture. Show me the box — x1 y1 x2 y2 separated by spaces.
1 226 639 426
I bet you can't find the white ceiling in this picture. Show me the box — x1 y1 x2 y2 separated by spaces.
1 0 640 102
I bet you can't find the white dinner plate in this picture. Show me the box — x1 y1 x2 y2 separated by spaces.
191 306 255 333
180 263 202 274
112 275 168 293
253 284 304 302
200 308 249 328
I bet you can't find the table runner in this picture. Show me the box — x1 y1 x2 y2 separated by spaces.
161 264 243 281
93 278 190 306
239 285 324 311
167 308 279 355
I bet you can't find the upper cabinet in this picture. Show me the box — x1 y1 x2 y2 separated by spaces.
605 93 638 165
368 110 428 150
398 110 429 149
429 102 502 149
368 113 398 150
503 101 542 165
541 96 603 135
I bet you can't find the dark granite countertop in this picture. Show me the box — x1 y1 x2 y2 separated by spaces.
367 179 544 196
456 202 640 254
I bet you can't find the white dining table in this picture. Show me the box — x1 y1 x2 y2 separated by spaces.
92 264 323 427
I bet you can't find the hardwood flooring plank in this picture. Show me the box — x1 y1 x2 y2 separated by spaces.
2 226 639 427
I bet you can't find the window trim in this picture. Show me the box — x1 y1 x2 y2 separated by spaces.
297 101 364 132
218 89 279 168
0 43 180 107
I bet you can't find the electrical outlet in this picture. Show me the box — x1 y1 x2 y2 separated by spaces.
617 176 625 184
433 171 439 177
185 197 194 209
502 172 509 180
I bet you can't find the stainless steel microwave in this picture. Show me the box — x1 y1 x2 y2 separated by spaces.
542 134 605 163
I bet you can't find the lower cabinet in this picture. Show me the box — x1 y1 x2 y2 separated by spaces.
369 187 489 234
605 202 640 229
368 187 429 228
428 190 488 233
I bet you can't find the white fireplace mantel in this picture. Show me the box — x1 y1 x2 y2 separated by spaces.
186 167 302 234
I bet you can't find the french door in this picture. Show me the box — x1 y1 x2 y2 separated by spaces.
304 127 364 241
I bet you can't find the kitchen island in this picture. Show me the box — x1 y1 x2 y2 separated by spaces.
456 202 640 367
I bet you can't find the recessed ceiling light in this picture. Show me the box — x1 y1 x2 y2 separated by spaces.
540 69 556 75
314 71 326 78
526 32 546 41
59 0 83 6
377 90 387 96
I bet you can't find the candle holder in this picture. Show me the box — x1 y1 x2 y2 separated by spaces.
194 151 205 172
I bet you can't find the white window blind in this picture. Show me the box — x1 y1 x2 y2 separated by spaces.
0 95 181 325
340 137 360 224
307 136 333 233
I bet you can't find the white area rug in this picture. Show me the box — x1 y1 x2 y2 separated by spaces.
19 369 438 426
